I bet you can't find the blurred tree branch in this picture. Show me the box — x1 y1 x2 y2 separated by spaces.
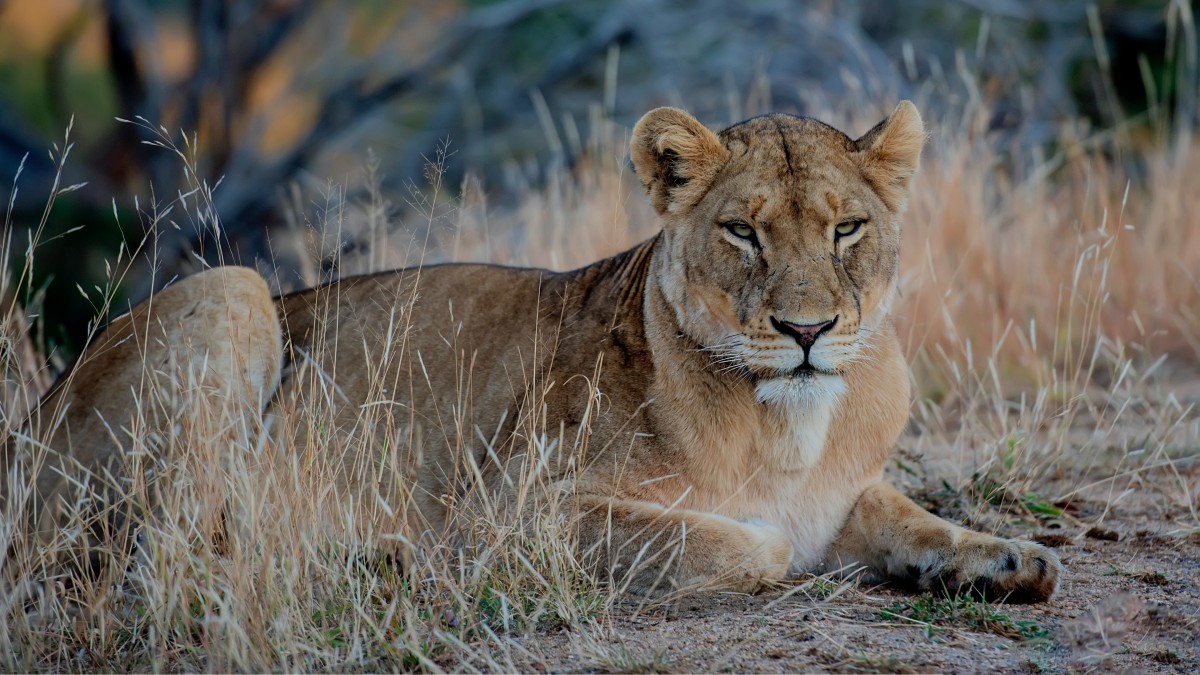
93 0 571 275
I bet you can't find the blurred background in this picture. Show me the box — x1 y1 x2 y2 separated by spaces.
0 0 1193 361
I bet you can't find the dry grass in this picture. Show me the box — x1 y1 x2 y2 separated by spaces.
1 90 1198 672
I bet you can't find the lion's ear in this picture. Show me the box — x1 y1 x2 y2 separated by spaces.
631 107 729 215
855 101 926 208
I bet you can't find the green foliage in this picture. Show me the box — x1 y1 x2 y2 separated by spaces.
962 473 1064 520
881 594 1050 644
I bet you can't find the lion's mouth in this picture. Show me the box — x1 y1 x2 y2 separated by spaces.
788 363 836 379
792 365 817 379
739 356 839 382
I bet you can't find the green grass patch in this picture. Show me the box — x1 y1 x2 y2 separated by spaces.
881 594 1050 643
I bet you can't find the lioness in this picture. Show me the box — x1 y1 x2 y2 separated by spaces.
5 102 1060 601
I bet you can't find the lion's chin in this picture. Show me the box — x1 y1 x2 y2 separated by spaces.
754 370 847 408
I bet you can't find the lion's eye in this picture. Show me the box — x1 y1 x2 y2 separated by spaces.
835 219 865 239
724 221 757 241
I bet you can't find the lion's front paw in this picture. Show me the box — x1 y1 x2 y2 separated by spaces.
922 533 1061 603
744 520 794 585
704 520 792 593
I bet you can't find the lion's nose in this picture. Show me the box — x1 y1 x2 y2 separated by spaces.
771 316 838 352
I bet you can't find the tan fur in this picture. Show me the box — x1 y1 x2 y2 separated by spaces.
7 103 1060 601
3 266 281 569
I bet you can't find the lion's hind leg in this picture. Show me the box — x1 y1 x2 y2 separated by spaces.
3 265 283 578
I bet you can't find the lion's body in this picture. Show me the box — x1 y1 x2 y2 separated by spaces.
6 103 1061 600
273 233 908 575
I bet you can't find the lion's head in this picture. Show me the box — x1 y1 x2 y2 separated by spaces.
631 103 924 406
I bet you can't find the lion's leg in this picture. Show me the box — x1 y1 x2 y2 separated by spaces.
4 266 282 571
825 481 1061 602
572 494 793 594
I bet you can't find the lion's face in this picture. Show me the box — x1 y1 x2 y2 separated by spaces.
631 104 924 404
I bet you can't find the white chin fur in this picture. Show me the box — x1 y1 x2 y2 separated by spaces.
754 373 847 408
753 373 846 470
